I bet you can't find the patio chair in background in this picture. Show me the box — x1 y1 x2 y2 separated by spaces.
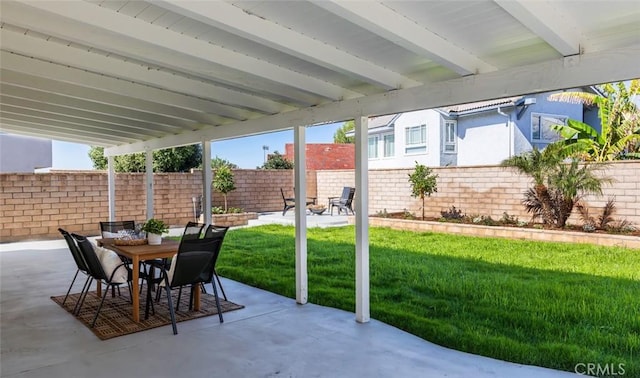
329 187 356 216
99 220 136 238
280 188 316 216
100 220 144 295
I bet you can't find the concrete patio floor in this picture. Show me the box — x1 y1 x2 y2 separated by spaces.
1 238 578 378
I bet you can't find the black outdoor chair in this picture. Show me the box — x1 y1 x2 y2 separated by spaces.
329 187 356 215
147 234 225 335
150 221 206 305
58 228 92 314
100 220 146 295
280 188 316 216
72 233 132 328
203 224 230 300
99 220 136 238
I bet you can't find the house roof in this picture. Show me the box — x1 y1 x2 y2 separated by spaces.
0 1 638 156
443 96 522 114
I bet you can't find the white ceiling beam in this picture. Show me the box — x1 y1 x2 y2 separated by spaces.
8 1 359 101
0 51 247 121
0 105 151 140
0 69 225 126
0 121 114 147
0 28 290 116
106 44 640 156
155 0 420 90
0 85 193 131
494 0 581 56
0 114 137 144
0 95 180 135
315 1 496 76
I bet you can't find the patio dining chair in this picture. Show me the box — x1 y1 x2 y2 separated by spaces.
58 228 92 314
72 233 132 328
203 224 229 300
100 220 141 296
99 220 136 238
328 187 356 216
147 234 225 335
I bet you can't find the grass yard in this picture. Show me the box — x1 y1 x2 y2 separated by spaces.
216 224 640 375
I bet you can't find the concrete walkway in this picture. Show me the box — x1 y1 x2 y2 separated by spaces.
0 239 578 378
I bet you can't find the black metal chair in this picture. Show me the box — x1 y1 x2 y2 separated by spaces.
99 220 136 238
148 235 225 334
72 233 132 328
58 228 92 315
151 222 206 304
280 188 315 216
203 224 229 300
329 187 356 215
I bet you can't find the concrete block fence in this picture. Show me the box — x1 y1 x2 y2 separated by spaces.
316 161 640 225
1 161 639 242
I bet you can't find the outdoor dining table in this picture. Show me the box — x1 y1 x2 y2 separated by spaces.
97 238 200 323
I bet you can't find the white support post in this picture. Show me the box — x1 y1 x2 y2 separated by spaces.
107 156 116 221
354 116 370 323
202 140 212 225
145 149 154 220
294 125 308 305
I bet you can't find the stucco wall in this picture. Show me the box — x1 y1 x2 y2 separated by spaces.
0 134 52 173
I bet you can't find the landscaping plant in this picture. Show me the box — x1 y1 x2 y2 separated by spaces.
408 161 438 220
501 144 609 228
212 165 236 212
548 80 640 161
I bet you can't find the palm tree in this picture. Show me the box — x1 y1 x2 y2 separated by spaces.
501 144 565 225
548 80 640 161
547 160 608 227
501 144 608 227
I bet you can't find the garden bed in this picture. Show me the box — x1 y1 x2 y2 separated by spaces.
199 212 258 227
356 215 640 249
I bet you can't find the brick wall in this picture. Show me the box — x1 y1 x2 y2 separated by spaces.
316 161 640 225
285 143 355 170
0 169 316 242
2 162 638 242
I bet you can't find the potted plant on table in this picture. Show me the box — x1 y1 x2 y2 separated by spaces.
141 218 168 245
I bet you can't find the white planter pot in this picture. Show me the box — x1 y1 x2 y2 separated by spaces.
147 233 162 245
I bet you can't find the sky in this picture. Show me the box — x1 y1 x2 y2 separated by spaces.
52 122 344 170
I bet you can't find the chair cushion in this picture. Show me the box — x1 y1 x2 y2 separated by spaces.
102 231 121 238
158 254 178 287
94 244 129 284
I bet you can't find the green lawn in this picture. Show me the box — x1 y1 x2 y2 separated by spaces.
216 224 640 375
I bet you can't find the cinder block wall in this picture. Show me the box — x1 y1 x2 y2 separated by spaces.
0 169 317 242
2 162 638 242
316 161 640 224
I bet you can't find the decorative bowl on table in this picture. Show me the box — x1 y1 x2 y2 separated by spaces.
112 229 148 246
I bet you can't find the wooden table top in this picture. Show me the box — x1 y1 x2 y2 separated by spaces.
98 238 180 260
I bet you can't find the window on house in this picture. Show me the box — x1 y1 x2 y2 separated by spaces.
405 125 426 154
444 121 457 153
368 135 379 159
531 113 567 143
383 133 394 157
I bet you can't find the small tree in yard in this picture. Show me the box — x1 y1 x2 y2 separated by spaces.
408 162 438 220
212 165 236 213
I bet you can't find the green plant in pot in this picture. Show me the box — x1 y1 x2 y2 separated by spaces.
141 218 168 245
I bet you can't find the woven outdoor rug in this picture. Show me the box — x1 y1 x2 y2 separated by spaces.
51 286 244 340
